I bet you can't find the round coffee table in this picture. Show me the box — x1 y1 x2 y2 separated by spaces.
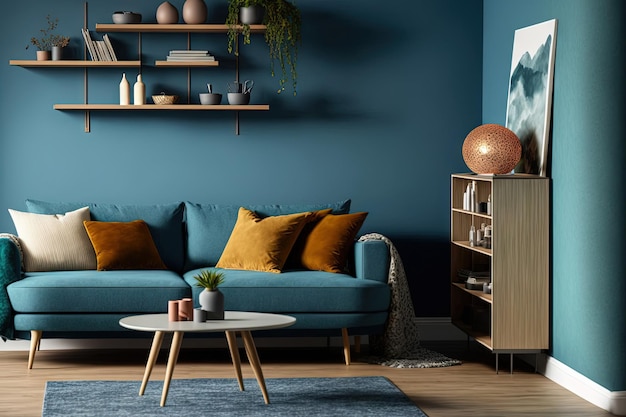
119 311 296 407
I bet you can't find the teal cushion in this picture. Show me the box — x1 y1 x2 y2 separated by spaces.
7 270 190 313
183 267 390 313
25 200 185 272
184 200 351 271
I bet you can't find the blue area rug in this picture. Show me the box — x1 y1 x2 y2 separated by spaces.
42 376 427 416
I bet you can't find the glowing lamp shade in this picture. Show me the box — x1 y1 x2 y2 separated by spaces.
462 124 522 175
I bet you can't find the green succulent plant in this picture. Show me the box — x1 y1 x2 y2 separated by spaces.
226 0 301 95
193 270 225 291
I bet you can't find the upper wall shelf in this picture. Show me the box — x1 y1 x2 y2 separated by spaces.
95 24 266 33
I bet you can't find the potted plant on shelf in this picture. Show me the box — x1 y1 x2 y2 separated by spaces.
26 15 69 61
226 0 302 95
51 34 70 61
193 269 225 319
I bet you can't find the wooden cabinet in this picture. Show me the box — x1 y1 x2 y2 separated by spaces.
450 173 550 362
9 21 268 134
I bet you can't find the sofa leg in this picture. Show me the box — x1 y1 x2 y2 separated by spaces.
354 335 361 353
341 328 351 365
28 330 42 370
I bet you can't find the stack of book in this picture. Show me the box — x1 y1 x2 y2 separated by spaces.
166 50 215 62
81 28 117 61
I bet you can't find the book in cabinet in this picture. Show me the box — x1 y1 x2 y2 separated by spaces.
450 173 549 367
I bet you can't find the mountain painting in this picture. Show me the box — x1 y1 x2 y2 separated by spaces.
506 19 557 177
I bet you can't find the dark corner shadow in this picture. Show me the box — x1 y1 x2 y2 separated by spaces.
301 9 405 62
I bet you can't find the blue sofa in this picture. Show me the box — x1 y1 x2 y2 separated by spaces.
0 199 391 368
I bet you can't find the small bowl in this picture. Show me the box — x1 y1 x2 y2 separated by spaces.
227 93 250 105
199 93 222 105
112 11 142 24
152 94 179 105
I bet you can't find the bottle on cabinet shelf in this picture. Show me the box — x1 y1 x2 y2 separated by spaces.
133 74 145 105
119 73 130 105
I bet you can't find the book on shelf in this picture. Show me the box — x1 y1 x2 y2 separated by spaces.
81 28 118 61
166 50 215 61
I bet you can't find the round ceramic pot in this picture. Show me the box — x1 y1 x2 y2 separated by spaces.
199 289 224 320
36 50 51 61
156 1 179 24
182 0 207 24
240 5 264 25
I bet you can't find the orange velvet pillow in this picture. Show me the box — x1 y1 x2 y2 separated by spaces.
215 207 312 273
83 220 167 271
290 212 368 273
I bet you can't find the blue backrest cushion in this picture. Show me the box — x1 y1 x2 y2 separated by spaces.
25 200 185 272
184 200 351 271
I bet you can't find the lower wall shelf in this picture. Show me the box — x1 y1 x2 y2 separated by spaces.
54 104 270 111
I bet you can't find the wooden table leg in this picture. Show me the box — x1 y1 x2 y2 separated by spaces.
139 331 164 396
241 331 269 404
225 331 244 391
160 331 184 407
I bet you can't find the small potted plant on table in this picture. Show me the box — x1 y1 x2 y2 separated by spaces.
193 269 226 319
226 0 301 95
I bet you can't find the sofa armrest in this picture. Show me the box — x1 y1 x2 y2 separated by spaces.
353 240 389 283
1 236 23 340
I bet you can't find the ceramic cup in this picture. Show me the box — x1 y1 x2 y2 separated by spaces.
199 93 222 105
227 93 250 105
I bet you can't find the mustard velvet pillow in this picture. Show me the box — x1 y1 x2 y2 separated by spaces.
292 212 368 273
216 207 312 273
83 220 167 271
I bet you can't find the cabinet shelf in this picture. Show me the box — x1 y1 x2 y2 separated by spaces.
451 207 491 220
452 320 492 349
95 24 266 33
54 104 270 111
451 282 492 303
451 241 492 256
9 60 141 68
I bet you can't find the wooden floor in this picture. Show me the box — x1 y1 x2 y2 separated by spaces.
0 339 616 417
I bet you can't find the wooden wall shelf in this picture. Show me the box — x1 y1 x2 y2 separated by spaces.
9 60 141 68
54 104 270 111
95 24 266 33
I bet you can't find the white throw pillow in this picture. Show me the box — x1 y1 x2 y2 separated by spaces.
8 206 97 272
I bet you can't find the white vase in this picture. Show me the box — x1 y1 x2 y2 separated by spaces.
182 0 207 24
133 74 145 105
199 289 224 320
119 73 130 105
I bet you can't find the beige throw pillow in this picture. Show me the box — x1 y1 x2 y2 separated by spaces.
8 206 97 272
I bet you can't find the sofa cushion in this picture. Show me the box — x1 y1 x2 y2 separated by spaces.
7 270 189 313
289 212 368 273
216 208 311 273
183 268 390 313
184 200 352 271
25 200 185 272
83 220 167 271
8 207 96 272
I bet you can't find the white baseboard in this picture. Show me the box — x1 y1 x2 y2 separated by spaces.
539 354 626 416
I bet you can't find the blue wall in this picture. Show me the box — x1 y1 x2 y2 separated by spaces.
483 0 626 392
0 0 483 317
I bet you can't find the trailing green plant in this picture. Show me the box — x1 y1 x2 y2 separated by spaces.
193 270 225 291
26 15 69 51
226 0 301 95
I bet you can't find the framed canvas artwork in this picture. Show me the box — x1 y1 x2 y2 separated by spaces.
505 19 557 177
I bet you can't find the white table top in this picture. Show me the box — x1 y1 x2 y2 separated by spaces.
119 311 296 333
